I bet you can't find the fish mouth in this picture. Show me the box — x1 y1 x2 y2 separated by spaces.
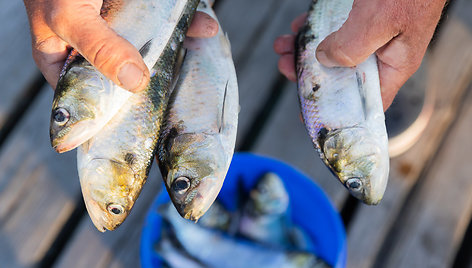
82 197 116 232
321 127 388 205
51 120 95 153
53 139 80 153
172 176 224 222
79 158 135 231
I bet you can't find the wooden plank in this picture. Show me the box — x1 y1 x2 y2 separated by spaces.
0 86 79 267
380 86 472 267
0 1 39 128
216 0 285 64
253 84 348 209
346 16 472 268
454 0 472 28
229 0 309 147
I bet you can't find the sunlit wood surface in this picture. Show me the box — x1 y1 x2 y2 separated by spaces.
0 0 471 267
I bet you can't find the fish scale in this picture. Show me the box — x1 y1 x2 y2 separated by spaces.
296 0 389 204
159 203 330 268
50 0 191 153
157 0 238 221
76 0 200 232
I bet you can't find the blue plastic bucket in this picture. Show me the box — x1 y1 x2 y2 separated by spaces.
141 153 347 268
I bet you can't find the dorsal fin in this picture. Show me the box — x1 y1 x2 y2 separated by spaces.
356 71 367 120
139 39 153 57
218 80 229 133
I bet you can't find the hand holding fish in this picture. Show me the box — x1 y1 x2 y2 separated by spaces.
274 0 447 111
22 0 218 92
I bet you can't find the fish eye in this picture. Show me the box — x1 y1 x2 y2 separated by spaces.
53 108 70 126
172 177 190 194
107 204 124 215
346 177 363 192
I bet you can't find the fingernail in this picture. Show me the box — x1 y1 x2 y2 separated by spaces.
316 50 337 67
118 63 145 92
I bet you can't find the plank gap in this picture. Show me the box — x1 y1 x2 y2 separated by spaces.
38 194 86 268
238 74 288 151
0 74 45 152
340 196 359 228
233 0 285 73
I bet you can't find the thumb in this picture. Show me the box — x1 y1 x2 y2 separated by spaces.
315 1 399 67
47 2 149 92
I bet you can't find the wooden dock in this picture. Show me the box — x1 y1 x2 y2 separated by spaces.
1 0 472 267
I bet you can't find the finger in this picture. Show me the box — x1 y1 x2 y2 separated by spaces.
376 35 426 111
291 13 307 33
278 54 297 82
47 3 149 92
316 1 399 67
187 11 219 38
31 35 70 89
274 34 296 55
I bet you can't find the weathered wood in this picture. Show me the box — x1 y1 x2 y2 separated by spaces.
0 86 79 267
253 84 348 209
346 16 472 268
230 0 309 147
380 86 472 267
217 0 285 64
0 1 39 129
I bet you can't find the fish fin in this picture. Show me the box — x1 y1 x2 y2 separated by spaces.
139 39 153 58
174 47 187 77
81 140 91 154
170 47 187 93
218 80 229 133
219 33 233 58
356 71 367 120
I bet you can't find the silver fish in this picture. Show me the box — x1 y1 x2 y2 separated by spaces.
157 1 238 221
238 172 312 250
159 203 331 268
50 0 191 153
156 233 208 268
76 1 199 232
296 0 389 204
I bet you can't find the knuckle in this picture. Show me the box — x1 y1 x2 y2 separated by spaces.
89 41 115 69
87 39 127 72
33 35 58 52
329 44 356 66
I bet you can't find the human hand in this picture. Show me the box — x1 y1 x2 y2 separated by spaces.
274 0 447 111
23 0 218 92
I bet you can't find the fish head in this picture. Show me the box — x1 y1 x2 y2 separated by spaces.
249 172 289 215
158 132 226 221
321 127 389 205
50 62 115 153
79 158 137 232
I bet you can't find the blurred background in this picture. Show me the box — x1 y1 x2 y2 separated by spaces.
0 0 471 267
